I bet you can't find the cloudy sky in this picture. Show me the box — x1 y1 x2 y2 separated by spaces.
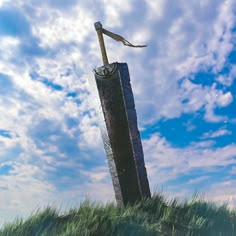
0 0 236 227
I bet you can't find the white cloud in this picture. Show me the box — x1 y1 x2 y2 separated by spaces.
176 0 235 74
34 9 95 47
0 162 56 227
103 0 133 27
117 0 235 125
145 0 165 20
217 92 233 107
204 85 232 122
216 75 233 86
80 166 110 183
0 161 114 228
202 129 232 139
187 176 210 185
143 133 236 191
230 166 236 175
79 114 103 150
206 180 236 209
0 37 20 61
0 0 10 7
190 140 216 148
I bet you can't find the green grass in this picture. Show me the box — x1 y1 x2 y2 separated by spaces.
1 193 236 236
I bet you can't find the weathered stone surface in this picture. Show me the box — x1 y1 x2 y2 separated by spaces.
90 62 151 206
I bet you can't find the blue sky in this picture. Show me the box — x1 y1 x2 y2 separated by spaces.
0 0 235 227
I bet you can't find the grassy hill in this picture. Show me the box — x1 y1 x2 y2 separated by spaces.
1 193 236 236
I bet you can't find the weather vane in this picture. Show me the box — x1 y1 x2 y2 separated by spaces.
94 21 147 65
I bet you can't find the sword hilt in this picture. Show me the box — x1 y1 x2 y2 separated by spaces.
94 21 109 65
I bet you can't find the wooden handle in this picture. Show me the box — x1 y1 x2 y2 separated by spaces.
94 22 109 65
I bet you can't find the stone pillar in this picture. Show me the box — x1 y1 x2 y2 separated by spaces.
90 62 151 206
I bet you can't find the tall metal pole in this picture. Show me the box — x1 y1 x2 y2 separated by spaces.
90 22 151 206
94 22 109 65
